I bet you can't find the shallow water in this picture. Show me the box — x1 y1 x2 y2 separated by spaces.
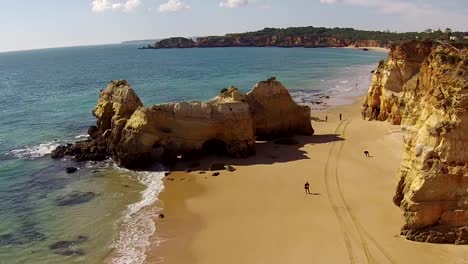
0 45 385 264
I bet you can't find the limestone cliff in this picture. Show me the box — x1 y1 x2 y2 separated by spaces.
53 78 313 169
362 41 432 125
392 45 468 244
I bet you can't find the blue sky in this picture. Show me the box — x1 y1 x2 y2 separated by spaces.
1 0 467 52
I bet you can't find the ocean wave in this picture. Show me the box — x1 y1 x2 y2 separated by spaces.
290 63 375 108
7 141 61 160
75 134 89 139
111 169 165 264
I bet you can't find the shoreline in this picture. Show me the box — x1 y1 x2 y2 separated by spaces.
341 46 390 52
143 94 468 263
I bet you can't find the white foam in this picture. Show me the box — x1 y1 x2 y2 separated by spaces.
75 134 89 139
8 141 61 160
111 170 165 264
291 63 376 109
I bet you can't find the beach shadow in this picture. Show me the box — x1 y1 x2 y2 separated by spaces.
309 193 321 196
172 133 345 172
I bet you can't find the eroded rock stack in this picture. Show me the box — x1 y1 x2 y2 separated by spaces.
53 78 313 169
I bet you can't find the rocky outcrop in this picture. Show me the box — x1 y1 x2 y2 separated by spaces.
392 45 468 244
246 77 313 138
142 37 195 49
361 41 433 124
53 78 313 169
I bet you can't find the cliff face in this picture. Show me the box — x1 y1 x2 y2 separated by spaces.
393 46 468 244
194 35 356 48
145 34 386 49
54 78 313 169
362 41 433 124
363 41 468 244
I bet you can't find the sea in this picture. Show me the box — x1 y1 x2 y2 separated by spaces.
0 44 386 264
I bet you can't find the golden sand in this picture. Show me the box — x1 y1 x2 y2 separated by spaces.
144 98 468 264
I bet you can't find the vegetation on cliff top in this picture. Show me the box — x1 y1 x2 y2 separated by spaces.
146 26 468 49
233 27 467 43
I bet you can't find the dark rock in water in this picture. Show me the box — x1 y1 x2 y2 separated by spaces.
49 240 77 250
212 172 220 177
225 165 236 172
76 235 88 243
0 233 17 246
51 146 67 159
274 138 299 145
51 138 108 162
49 235 88 256
209 162 226 171
66 167 78 174
56 192 97 206
53 248 85 256
362 48 370 51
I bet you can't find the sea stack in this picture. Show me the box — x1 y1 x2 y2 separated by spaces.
363 41 468 244
53 78 313 169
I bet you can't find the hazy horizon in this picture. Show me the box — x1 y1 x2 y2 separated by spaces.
1 0 468 52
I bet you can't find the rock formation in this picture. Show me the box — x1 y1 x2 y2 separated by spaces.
363 41 468 244
246 78 313 139
144 35 386 49
53 78 313 169
394 45 468 244
141 37 195 49
361 41 433 125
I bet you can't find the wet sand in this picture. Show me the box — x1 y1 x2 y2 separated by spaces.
145 98 468 264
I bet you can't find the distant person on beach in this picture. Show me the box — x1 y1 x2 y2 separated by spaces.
325 115 328 122
339 113 342 121
364 150 370 157
304 181 311 194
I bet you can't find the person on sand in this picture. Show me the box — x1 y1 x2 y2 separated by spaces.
339 113 342 121
304 181 311 194
325 115 328 122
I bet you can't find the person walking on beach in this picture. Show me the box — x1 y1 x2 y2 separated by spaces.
325 115 328 122
304 181 311 194
339 113 342 121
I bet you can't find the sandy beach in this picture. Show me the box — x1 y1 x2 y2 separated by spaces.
343 46 390 52
145 98 468 264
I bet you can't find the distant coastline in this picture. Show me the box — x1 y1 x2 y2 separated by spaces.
140 26 468 50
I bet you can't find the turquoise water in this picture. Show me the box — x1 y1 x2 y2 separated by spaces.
0 45 385 264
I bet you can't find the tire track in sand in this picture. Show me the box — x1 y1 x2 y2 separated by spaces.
323 120 356 264
334 120 396 264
